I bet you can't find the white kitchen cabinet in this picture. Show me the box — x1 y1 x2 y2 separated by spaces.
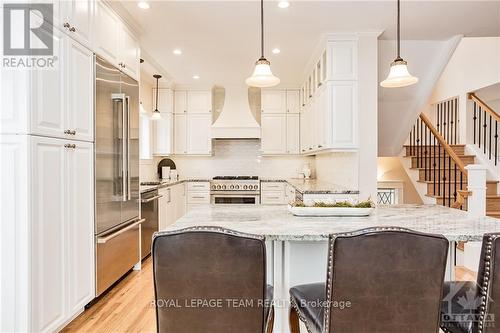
187 181 211 212
261 182 287 205
328 81 357 148
30 32 94 142
29 136 94 333
188 91 212 113
66 141 95 314
174 91 187 114
261 114 286 154
172 183 186 222
60 0 94 48
187 114 212 155
174 114 187 154
286 90 300 113
262 90 286 113
94 1 119 64
328 41 358 80
286 113 300 154
285 184 297 203
158 188 169 231
152 89 174 156
158 183 187 231
119 23 140 79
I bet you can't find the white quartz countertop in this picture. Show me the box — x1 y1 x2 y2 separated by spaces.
166 204 500 241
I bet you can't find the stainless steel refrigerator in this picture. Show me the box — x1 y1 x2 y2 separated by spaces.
94 56 142 296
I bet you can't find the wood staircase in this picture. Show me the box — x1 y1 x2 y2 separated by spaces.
403 144 500 217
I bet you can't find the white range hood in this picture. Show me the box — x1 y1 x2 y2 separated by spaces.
211 85 261 139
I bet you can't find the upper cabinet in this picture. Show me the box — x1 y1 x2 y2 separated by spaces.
93 1 140 80
299 36 359 153
261 90 286 113
174 91 211 114
60 0 94 48
153 89 174 156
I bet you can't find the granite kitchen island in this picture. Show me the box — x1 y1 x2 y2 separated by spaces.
165 204 500 332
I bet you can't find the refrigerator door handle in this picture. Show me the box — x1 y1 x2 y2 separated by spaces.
121 94 127 202
126 95 131 200
97 219 145 244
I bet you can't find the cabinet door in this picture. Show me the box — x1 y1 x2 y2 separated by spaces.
286 114 300 154
187 114 212 154
330 82 357 147
30 29 65 138
175 183 186 221
261 114 286 154
94 1 119 64
66 141 95 314
315 87 328 149
174 114 187 154
328 41 357 80
60 0 93 48
158 189 169 231
154 89 173 113
174 91 187 114
153 113 173 155
187 91 211 113
286 90 300 114
66 38 94 142
261 90 286 113
30 137 66 333
119 24 140 80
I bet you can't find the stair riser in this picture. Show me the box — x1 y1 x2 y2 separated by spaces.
418 171 467 182
487 199 500 211
405 146 465 156
411 157 475 168
426 184 497 196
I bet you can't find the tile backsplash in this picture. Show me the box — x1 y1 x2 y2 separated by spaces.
142 139 315 180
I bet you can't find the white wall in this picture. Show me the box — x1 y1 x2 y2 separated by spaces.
315 152 359 192
143 139 315 180
430 37 500 144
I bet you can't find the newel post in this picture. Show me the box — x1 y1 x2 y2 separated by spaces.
465 164 487 217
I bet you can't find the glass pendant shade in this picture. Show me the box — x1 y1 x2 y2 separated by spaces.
151 110 162 120
380 59 419 88
246 58 280 88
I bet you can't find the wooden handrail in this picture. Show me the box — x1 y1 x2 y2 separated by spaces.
469 93 500 123
419 113 468 175
451 190 472 209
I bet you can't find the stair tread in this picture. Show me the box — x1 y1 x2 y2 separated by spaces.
404 144 465 147
410 167 470 171
429 194 500 199
417 180 498 184
405 154 476 158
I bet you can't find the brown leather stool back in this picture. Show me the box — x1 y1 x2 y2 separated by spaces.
475 233 500 333
324 227 449 333
152 227 268 333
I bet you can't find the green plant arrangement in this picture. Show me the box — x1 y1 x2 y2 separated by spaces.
290 199 375 208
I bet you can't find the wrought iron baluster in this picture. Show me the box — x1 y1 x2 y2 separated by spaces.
433 135 436 196
496 121 498 166
490 115 492 160
454 162 457 206
438 143 441 196
437 103 441 137
460 171 463 210
454 98 458 145
450 99 455 144
484 108 487 154
473 102 477 145
448 155 451 207
479 106 482 148
424 125 428 180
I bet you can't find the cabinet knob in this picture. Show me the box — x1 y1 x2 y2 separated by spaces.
69 26 76 32
64 144 76 149
122 63 126 68
64 129 76 135
63 22 70 29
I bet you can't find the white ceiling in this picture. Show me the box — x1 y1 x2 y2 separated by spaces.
119 0 500 86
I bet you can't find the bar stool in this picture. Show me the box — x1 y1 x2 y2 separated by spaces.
440 233 500 333
152 226 274 333
288 227 449 333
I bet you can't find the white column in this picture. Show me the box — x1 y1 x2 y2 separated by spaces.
465 164 487 217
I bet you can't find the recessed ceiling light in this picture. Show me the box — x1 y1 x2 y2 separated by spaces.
193 75 200 80
137 1 150 9
272 48 281 54
278 1 290 9
173 49 182 55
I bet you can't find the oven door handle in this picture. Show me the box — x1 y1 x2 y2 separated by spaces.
140 195 162 203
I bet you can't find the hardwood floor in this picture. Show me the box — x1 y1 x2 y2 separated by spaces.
62 259 478 332
62 258 156 333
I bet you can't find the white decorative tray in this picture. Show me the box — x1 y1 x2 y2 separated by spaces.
287 205 374 217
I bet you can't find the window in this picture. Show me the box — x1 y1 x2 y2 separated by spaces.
139 113 152 160
377 188 397 205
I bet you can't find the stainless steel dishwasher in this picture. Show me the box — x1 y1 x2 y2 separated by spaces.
140 189 161 259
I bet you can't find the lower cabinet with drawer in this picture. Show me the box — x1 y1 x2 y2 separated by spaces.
187 181 211 211
261 181 287 205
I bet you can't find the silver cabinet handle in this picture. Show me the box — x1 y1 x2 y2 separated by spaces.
69 26 76 32
192 185 206 188
64 144 76 149
64 129 76 135
167 188 172 203
63 22 70 29
192 196 206 199
97 219 145 244
140 195 162 203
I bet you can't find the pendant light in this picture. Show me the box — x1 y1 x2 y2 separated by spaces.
152 74 162 120
380 0 418 88
245 0 280 88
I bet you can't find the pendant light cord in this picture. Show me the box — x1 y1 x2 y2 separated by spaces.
155 77 159 112
260 0 264 58
396 0 401 59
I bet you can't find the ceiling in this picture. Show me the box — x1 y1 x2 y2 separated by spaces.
119 1 500 87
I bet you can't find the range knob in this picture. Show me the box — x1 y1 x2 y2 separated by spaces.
222 185 227 190
230 185 234 189
211 185 216 190
216 185 221 190
235 185 240 189
254 185 259 190
243 185 248 190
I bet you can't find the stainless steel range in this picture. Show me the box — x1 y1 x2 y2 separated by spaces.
210 176 260 204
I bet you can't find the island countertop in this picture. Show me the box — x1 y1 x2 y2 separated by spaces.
166 204 500 241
